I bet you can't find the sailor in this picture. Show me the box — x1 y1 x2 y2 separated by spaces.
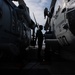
36 25 43 61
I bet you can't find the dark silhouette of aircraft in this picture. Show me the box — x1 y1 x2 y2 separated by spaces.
0 0 35 61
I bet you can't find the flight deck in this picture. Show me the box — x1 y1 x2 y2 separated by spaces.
0 45 75 75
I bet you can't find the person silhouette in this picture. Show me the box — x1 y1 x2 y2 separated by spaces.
36 25 43 61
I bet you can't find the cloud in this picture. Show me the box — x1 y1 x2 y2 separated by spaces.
24 0 50 25
13 0 51 27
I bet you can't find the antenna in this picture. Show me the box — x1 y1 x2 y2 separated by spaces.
33 13 37 24
33 13 38 28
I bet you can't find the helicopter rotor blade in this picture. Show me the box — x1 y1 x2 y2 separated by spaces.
33 13 39 27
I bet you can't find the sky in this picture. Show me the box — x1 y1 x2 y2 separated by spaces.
13 0 51 26
24 0 51 26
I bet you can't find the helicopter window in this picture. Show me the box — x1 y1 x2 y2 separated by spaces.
62 8 66 13
54 0 66 16
56 6 61 14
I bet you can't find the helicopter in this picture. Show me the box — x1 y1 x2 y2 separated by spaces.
44 0 75 60
0 0 35 61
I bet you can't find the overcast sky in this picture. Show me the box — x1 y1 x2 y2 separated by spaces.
22 0 51 26
24 0 51 26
